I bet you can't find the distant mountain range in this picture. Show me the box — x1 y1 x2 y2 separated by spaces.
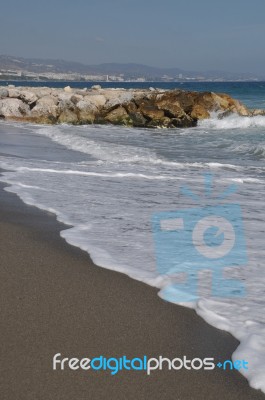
0 55 263 81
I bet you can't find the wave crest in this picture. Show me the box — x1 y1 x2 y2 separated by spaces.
199 114 265 130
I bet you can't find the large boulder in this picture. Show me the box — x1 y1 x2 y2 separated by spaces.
174 91 195 113
133 90 152 104
191 104 210 120
18 90 38 105
156 99 187 119
57 92 74 102
171 115 197 128
124 101 138 114
84 94 106 108
147 116 173 128
155 94 196 126
30 96 59 123
104 91 133 111
212 93 230 110
104 106 132 125
213 93 250 116
0 98 30 119
128 112 147 127
232 100 250 116
0 88 8 99
38 95 58 106
76 99 97 112
8 88 20 98
140 104 165 120
58 99 76 113
76 99 96 123
195 92 217 111
58 109 79 124
35 88 53 98
70 94 83 105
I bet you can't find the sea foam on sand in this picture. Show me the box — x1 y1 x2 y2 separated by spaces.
1 120 265 393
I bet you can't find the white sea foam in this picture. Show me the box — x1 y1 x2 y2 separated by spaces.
15 167 184 180
1 120 265 393
36 125 163 164
199 114 265 130
196 299 265 392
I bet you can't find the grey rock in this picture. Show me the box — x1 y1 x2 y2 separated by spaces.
71 94 83 105
129 112 147 127
0 88 9 99
84 94 106 108
37 95 58 106
0 98 30 118
31 96 59 122
19 90 38 105
8 89 20 98
76 99 96 123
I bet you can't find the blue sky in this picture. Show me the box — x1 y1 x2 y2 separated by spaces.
0 0 264 74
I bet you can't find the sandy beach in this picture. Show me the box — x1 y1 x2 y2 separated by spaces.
1 179 265 400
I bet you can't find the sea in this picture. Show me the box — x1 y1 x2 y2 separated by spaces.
0 81 265 392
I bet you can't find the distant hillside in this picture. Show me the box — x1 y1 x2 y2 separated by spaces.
0 55 185 77
0 55 263 81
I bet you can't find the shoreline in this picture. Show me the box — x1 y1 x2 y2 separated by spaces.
1 179 265 399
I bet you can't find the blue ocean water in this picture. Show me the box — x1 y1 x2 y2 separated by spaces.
0 82 265 392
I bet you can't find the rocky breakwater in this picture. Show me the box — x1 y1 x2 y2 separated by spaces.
0 85 264 128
